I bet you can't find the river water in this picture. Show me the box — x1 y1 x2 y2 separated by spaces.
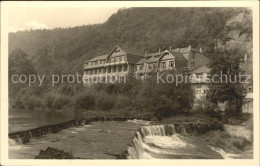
9 111 74 133
9 111 232 159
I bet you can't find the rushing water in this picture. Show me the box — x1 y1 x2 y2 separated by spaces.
9 111 238 159
126 125 223 159
9 121 142 159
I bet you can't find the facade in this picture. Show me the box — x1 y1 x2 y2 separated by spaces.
188 65 210 99
83 45 143 83
83 45 211 98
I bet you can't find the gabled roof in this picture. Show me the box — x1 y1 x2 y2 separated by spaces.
85 54 108 63
136 58 146 65
172 46 200 54
144 52 162 58
119 46 144 57
167 50 186 60
146 56 159 63
189 65 210 74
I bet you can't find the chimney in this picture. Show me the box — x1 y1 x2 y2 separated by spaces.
159 48 161 53
177 48 179 52
189 45 191 51
145 51 147 56
170 46 172 51
200 47 202 53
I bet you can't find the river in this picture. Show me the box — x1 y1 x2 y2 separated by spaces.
9 111 239 159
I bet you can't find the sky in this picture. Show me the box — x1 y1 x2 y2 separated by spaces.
8 7 120 32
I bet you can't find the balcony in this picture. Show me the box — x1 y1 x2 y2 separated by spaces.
105 60 127 66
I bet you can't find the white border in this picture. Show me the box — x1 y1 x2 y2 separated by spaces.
1 1 259 166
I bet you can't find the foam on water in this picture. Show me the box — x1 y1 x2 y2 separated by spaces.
144 134 187 149
127 119 150 125
208 146 240 159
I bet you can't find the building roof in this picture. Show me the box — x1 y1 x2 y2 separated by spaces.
172 46 201 54
189 65 210 74
144 52 162 58
145 56 159 63
118 46 144 57
85 54 108 63
168 50 186 60
136 58 146 65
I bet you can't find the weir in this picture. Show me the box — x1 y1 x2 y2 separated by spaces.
126 123 223 159
9 117 151 144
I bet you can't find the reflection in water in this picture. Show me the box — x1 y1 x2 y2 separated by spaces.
9 111 74 133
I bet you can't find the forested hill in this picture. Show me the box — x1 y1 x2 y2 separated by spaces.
9 8 252 74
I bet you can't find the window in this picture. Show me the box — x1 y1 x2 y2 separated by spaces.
161 62 166 68
191 62 195 68
113 66 116 73
140 65 143 70
192 53 195 59
118 66 122 72
169 61 175 68
148 64 152 69
153 63 156 69
124 65 128 71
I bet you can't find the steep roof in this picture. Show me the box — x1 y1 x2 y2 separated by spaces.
144 52 162 58
136 58 146 65
168 50 186 60
172 46 200 54
118 46 144 57
85 54 108 63
146 56 159 63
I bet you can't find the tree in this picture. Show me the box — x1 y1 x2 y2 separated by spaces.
9 48 36 97
207 47 247 114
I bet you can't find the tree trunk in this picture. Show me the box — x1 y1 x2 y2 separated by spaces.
236 98 243 114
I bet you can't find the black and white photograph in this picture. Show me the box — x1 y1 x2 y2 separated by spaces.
0 1 259 165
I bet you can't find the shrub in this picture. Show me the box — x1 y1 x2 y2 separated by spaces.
74 93 95 110
114 94 132 109
22 95 42 111
43 93 55 108
52 95 71 109
95 91 115 110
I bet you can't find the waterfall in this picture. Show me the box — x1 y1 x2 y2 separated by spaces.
127 124 186 159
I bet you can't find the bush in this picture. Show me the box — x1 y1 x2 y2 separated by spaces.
43 93 55 108
22 95 42 111
74 93 95 110
95 91 115 110
52 95 71 109
114 94 132 109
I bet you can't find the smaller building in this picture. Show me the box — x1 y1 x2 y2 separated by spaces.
188 65 210 99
